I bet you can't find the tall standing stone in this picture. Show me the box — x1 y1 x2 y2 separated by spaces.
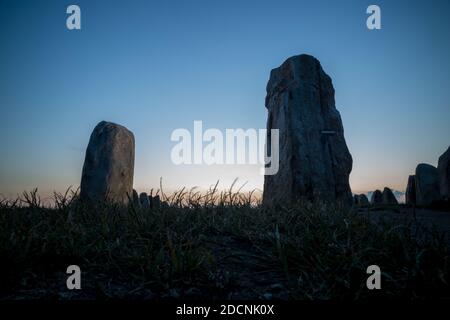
382 187 398 205
80 121 135 204
405 175 416 205
262 54 352 205
415 163 440 207
438 146 450 201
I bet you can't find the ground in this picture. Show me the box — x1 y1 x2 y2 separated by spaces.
1 192 449 300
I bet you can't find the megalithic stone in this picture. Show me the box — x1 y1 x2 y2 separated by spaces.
150 195 161 209
405 175 416 205
80 121 135 204
357 194 370 205
140 192 150 208
371 190 382 204
262 54 353 205
415 163 440 206
132 189 140 207
382 187 398 205
438 146 450 201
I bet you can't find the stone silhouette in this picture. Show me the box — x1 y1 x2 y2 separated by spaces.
415 163 440 206
405 175 416 205
438 146 450 201
371 189 383 204
262 54 352 205
150 195 161 209
140 192 150 208
354 194 369 206
132 189 140 207
80 121 135 204
382 187 398 205
359 194 370 205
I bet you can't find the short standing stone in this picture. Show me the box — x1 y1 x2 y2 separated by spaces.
132 189 140 206
150 195 161 209
354 194 369 206
80 121 135 204
405 175 416 205
415 163 440 206
382 187 398 205
371 190 382 204
437 146 450 201
140 192 150 208
358 194 370 205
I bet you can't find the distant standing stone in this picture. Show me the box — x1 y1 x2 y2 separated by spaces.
80 121 135 204
354 194 369 206
262 54 353 205
150 195 161 209
140 192 150 208
382 187 398 205
371 190 383 204
357 194 370 205
405 175 416 205
438 146 450 201
132 189 140 207
415 163 440 206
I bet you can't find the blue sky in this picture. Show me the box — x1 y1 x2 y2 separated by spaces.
1 0 449 198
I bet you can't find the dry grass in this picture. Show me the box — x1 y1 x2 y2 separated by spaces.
0 185 449 300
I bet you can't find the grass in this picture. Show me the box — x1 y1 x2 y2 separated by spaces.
0 185 449 300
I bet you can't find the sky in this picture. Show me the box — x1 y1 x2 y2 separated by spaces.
1 0 449 200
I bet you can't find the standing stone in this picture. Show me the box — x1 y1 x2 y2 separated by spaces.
140 192 150 208
150 195 161 209
371 190 383 204
80 121 135 204
358 194 370 205
382 187 398 205
262 54 352 205
354 194 369 206
405 175 416 205
132 189 140 207
438 146 450 201
415 163 440 206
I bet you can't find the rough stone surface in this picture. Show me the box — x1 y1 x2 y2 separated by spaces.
438 146 450 201
371 190 383 204
262 54 352 205
80 121 135 204
140 192 150 208
382 187 398 205
405 175 416 205
415 163 440 206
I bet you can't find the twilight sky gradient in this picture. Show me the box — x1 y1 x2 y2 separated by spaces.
1 0 450 199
